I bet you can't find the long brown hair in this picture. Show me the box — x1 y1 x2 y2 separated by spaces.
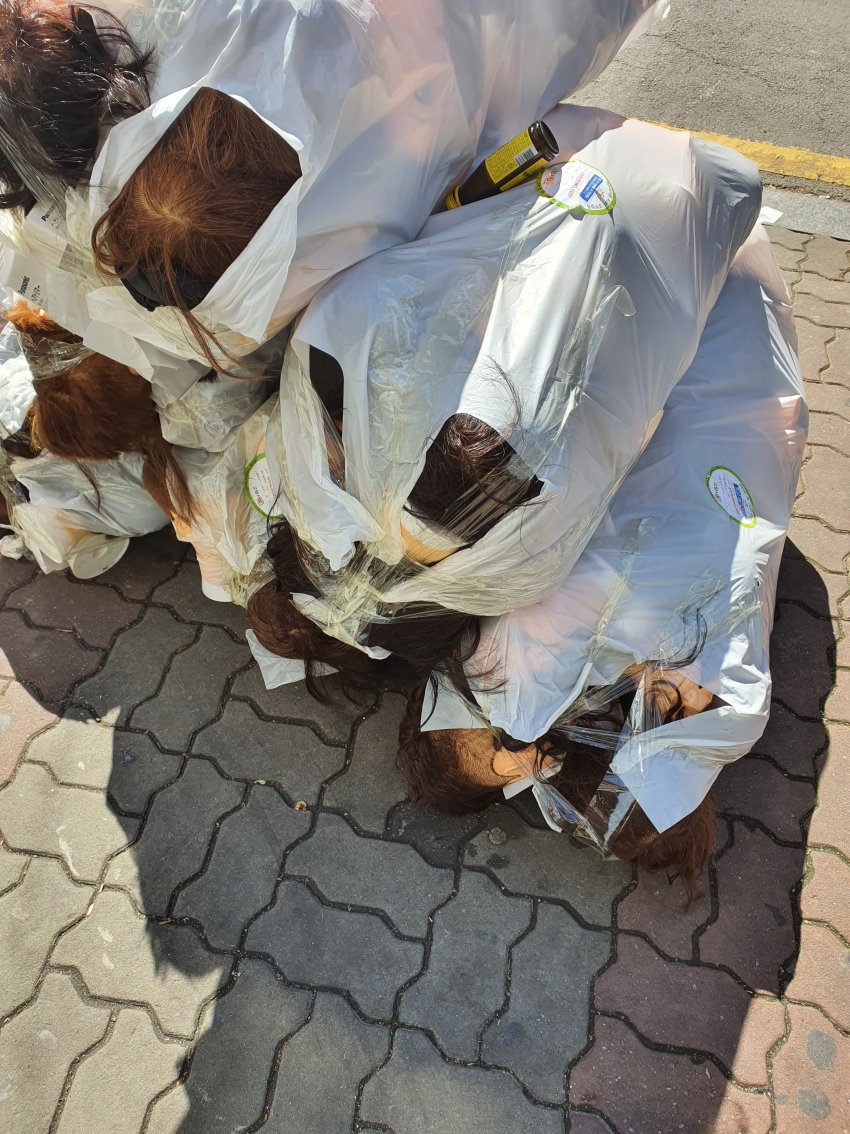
7 300 194 523
92 87 302 372
0 2 153 211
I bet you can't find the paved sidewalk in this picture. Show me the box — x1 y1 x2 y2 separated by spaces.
1 229 849 1134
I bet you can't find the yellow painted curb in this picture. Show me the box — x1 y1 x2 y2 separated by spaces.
650 122 850 189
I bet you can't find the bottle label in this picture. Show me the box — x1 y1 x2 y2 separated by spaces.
706 466 756 528
484 129 540 186
537 161 616 215
243 454 285 521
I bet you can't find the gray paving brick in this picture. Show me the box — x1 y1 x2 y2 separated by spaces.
399 871 531 1060
247 879 423 1018
52 889 228 1038
192 699 346 805
464 806 630 926
94 527 184 602
57 1008 185 1134
0 856 91 1016
287 813 454 937
174 786 310 948
323 692 407 832
152 563 249 635
25 707 182 814
0 680 58 785
0 764 137 883
7 573 139 648
73 607 195 727
387 802 488 868
231 664 374 744
359 1028 564 1134
266 991 388 1132
0 972 110 1134
130 626 249 750
0 610 103 702
0 844 29 892
147 959 311 1134
106 759 243 916
481 903 610 1102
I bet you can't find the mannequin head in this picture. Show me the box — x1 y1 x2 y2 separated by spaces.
92 87 302 370
6 300 194 522
0 3 152 211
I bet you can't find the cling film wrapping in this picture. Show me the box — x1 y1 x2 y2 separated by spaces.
262 108 762 656
0 0 664 379
427 227 807 836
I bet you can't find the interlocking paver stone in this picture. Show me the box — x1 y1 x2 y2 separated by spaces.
6 573 139 648
360 1028 563 1134
464 805 630 926
595 935 785 1086
793 292 850 330
798 275 850 305
287 813 454 937
753 698 827 778
0 844 28 892
808 724 850 858
772 243 807 276
795 320 834 383
570 1015 772 1133
266 992 389 1132
24 708 182 813
825 667 850 723
568 1113 617 1134
0 611 102 703
192 700 345 804
787 518 850 575
399 870 530 1060
0 555 35 603
147 959 311 1134
777 547 847 616
0 973 110 1134
826 327 850 383
322 692 407 832
699 824 802 993
0 856 91 1016
53 888 228 1038
0 680 57 784
771 228 810 253
0 764 137 882
57 1007 185 1134
94 527 184 601
803 236 850 281
773 1003 850 1134
787 923 850 1033
152 563 249 634
129 625 248 750
174 786 310 948
770 603 835 720
805 382 850 422
387 802 488 868
798 448 850 530
801 850 850 942
230 664 373 745
247 879 423 1017
73 607 195 727
616 858 713 961
106 758 243 915
482 902 609 1102
713 755 814 842
808 410 850 456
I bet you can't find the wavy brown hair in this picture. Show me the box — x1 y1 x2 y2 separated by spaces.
6 300 194 523
92 86 302 373
0 2 153 211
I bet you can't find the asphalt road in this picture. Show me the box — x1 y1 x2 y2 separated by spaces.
575 0 850 180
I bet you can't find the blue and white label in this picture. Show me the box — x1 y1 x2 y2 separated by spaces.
707 466 756 528
537 161 616 215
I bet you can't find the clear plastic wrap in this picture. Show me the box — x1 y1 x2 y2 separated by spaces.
262 108 761 654
0 0 665 376
428 227 807 836
0 322 36 439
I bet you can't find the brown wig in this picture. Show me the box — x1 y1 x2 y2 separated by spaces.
397 672 717 903
92 86 302 372
0 3 153 211
5 300 194 523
